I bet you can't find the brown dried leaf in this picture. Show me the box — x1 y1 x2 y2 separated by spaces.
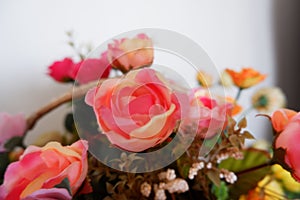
207 170 221 187
243 131 255 139
237 118 247 129
106 182 114 194
229 135 240 147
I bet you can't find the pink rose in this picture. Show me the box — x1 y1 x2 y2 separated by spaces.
48 52 111 84
72 52 112 84
274 111 300 182
188 88 231 138
0 113 26 152
107 33 154 73
48 58 75 82
85 68 186 152
0 140 89 200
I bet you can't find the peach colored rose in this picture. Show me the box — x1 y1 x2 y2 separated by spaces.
107 33 154 73
85 68 186 152
225 68 266 89
271 108 297 132
0 112 26 152
0 140 89 200
274 112 300 182
188 88 231 138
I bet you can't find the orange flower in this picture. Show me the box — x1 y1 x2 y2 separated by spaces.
225 97 242 116
225 68 266 89
271 108 297 132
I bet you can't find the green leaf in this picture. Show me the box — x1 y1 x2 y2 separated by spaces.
0 152 9 184
4 136 23 151
212 181 229 200
54 178 72 195
64 113 76 133
176 155 191 179
219 148 271 199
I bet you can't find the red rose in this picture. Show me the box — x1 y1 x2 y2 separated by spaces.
48 52 111 84
48 58 75 82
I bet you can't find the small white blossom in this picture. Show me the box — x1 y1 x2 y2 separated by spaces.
140 182 151 197
165 178 189 194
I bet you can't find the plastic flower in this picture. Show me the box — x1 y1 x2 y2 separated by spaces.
225 68 266 89
273 111 300 182
0 112 26 152
252 87 286 113
47 58 75 82
85 68 187 152
107 33 154 73
271 108 297 133
272 164 300 193
48 52 111 84
188 88 231 138
0 140 89 200
225 97 242 116
239 175 284 200
196 71 213 87
72 52 111 84
219 70 233 87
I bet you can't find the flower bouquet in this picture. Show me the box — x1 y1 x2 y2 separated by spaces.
1 29 300 200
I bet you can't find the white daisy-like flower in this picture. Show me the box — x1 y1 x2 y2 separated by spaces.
252 87 286 113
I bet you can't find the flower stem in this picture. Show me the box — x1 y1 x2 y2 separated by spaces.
236 161 272 176
25 79 103 131
235 88 243 101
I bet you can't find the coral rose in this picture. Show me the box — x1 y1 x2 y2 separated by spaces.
107 33 154 73
0 112 26 152
271 108 297 133
225 68 266 89
85 68 186 152
0 140 89 200
273 111 300 182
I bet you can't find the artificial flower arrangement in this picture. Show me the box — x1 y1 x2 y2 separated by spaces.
0 30 300 200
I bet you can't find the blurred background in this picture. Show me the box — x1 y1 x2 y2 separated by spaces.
0 0 299 144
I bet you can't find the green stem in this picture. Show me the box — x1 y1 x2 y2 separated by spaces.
235 88 243 101
236 161 272 176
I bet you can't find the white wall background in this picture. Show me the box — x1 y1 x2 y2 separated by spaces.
0 0 275 144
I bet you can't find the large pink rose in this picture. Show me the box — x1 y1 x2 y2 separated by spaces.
0 113 26 152
107 33 154 73
0 140 89 200
187 88 231 138
85 68 186 152
274 111 300 182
